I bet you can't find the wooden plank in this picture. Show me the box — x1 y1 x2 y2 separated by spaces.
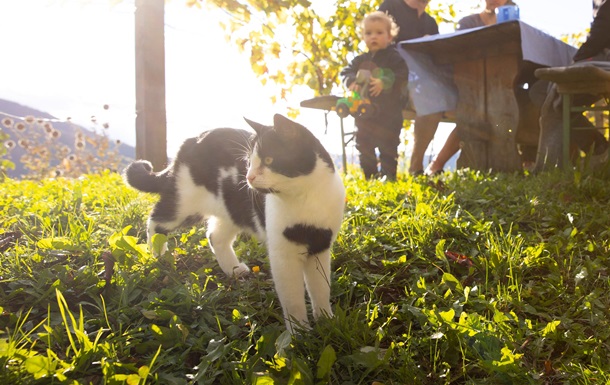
556 82 610 95
135 0 168 171
535 65 610 83
485 52 522 171
454 59 488 169
433 41 521 65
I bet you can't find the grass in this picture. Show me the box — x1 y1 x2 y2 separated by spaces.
1 167 610 384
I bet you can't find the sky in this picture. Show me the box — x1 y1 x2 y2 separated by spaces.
0 0 595 158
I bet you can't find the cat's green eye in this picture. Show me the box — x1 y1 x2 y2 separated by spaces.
263 157 273 166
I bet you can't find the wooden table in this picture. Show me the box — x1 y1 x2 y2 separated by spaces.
399 21 577 172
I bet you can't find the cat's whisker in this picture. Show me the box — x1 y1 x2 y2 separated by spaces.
228 137 253 162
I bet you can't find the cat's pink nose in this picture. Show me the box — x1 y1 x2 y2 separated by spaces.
247 174 256 184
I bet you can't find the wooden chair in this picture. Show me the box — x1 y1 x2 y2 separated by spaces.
534 63 610 168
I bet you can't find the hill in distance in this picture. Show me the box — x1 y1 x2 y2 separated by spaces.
0 98 135 178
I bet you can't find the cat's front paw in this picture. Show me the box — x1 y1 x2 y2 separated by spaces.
230 263 250 278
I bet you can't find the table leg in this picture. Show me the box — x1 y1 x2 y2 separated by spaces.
453 53 523 171
454 59 488 170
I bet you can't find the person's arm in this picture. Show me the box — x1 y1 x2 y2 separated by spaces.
370 49 408 96
340 54 363 89
456 14 483 31
574 0 610 61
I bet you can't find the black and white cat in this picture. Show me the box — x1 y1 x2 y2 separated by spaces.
123 114 346 333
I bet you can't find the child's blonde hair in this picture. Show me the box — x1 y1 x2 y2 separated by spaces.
362 11 399 38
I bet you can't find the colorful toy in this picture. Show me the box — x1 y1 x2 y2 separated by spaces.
335 70 377 119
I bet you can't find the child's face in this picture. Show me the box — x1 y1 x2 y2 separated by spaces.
363 20 392 53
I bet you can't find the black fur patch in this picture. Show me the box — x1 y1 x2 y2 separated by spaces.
181 214 204 228
283 224 333 256
176 129 253 194
255 131 317 177
222 174 258 231
154 225 169 235
253 117 335 178
150 178 179 224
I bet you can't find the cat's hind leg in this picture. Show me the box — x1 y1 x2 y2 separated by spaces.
207 217 250 277
146 197 186 256
147 216 169 256
304 251 333 320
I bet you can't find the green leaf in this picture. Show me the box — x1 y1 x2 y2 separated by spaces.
439 308 455 323
253 375 275 385
151 233 167 255
36 237 76 251
442 272 463 291
232 308 242 322
24 355 52 379
541 320 561 337
316 344 336 379
138 365 150 379
347 348 383 370
275 330 292 356
206 338 227 362
289 357 314 384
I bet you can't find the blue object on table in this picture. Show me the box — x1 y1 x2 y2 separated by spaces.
496 5 519 23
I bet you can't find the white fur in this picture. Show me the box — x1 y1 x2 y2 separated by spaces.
246 152 346 333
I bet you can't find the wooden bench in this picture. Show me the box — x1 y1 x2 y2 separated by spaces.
534 63 610 168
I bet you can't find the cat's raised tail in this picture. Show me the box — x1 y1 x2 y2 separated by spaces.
123 160 170 194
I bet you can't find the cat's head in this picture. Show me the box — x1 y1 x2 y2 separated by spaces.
244 114 335 193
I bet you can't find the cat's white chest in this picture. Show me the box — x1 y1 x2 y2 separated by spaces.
264 173 345 239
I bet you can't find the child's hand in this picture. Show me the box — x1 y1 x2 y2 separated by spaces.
369 77 383 97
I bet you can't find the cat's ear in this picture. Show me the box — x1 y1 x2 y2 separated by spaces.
244 117 270 136
273 114 305 142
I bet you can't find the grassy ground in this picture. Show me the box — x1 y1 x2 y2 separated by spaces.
1 167 610 384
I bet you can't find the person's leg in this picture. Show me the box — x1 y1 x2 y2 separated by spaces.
409 112 443 174
534 82 564 171
425 126 461 175
355 120 378 179
378 126 401 181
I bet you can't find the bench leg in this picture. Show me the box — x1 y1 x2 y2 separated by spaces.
339 117 347 175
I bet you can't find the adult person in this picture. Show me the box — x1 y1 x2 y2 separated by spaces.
424 0 517 175
378 0 439 175
533 0 610 171
339 11 408 180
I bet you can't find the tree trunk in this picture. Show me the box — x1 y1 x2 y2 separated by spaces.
135 0 167 170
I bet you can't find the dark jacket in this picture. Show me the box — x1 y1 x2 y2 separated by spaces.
340 46 408 128
574 0 610 61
